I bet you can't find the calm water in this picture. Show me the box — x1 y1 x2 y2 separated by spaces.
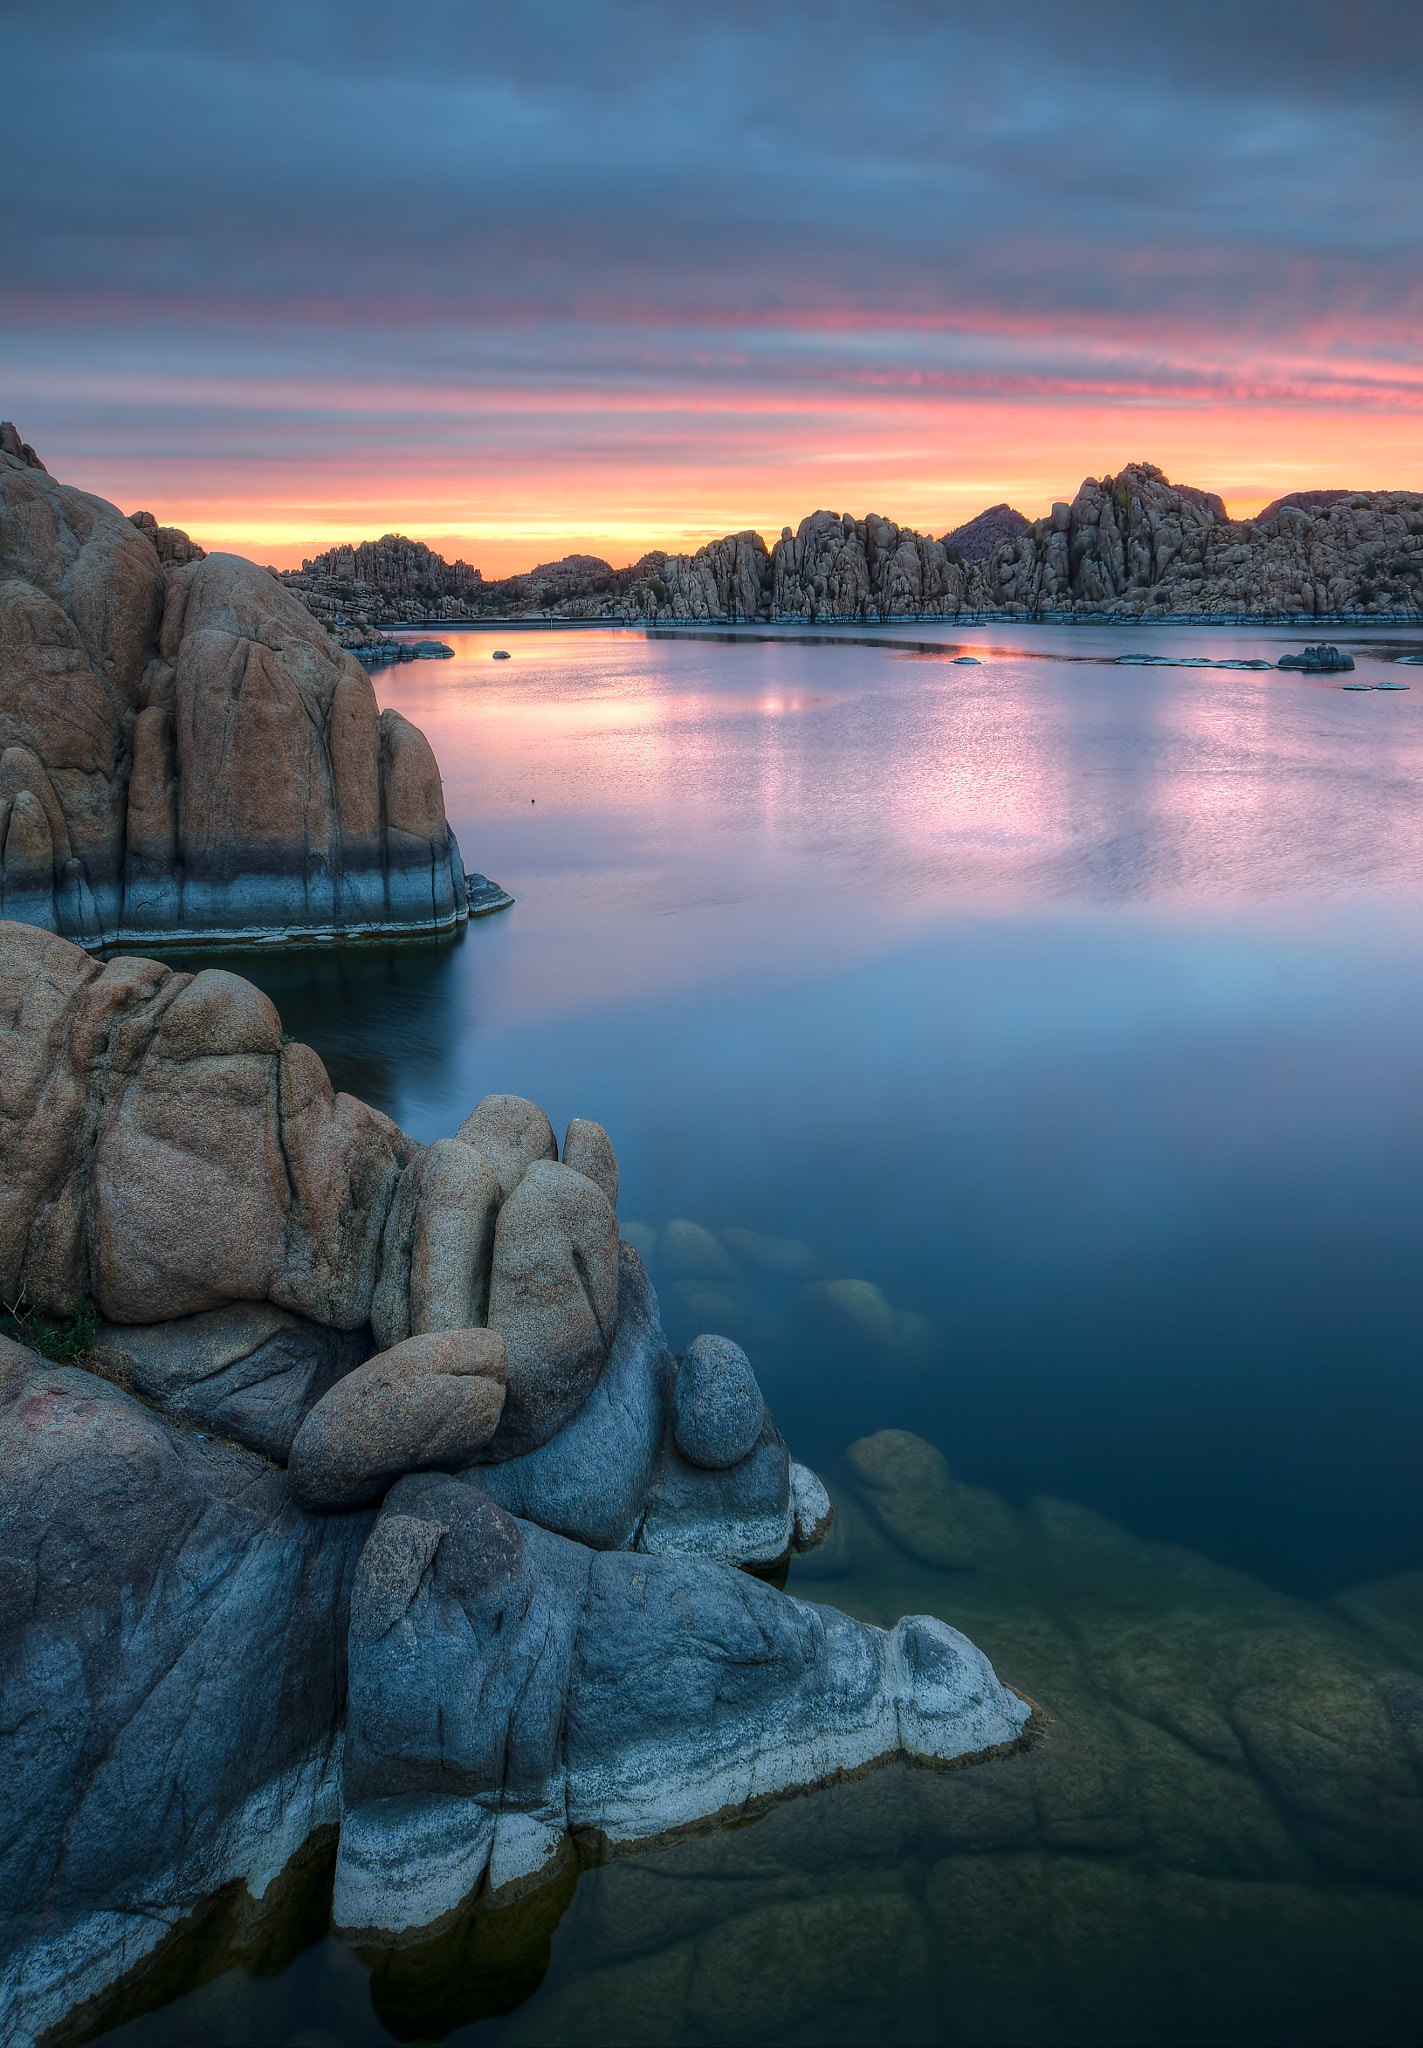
92 621 1423 2046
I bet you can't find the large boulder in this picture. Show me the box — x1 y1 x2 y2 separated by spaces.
0 429 492 945
561 1116 618 1210
455 1094 557 1199
334 1472 1031 1940
0 923 410 1325
485 1160 620 1454
672 1334 765 1469
370 1138 503 1351
0 1356 370 2042
289 1329 508 1510
471 1244 669 1549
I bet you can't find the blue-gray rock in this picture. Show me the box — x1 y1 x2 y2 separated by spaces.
471 1244 668 1549
672 1334 765 1469
94 1302 367 1463
0 1359 371 2043
334 1472 1031 1941
639 1406 793 1566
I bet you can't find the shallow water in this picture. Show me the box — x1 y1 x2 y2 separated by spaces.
90 621 1423 2045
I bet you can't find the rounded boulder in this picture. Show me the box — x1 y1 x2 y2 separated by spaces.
288 1328 508 1511
485 1159 619 1455
672 1335 765 1470
561 1117 618 1211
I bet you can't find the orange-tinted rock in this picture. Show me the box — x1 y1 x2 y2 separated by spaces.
0 432 490 944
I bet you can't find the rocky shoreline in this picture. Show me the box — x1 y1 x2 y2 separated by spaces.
0 920 1031 2048
276 463 1423 631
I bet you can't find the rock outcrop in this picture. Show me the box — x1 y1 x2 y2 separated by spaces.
941 502 1031 563
0 425 506 946
972 463 1423 619
0 920 1029 2045
276 466 1422 627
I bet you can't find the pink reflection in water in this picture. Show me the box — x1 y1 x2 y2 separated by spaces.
374 625 1423 1030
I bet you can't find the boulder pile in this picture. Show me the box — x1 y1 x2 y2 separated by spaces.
0 426 507 948
0 920 1029 2043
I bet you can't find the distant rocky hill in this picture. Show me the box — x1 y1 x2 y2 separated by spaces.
972 463 1423 620
277 467 1421 627
940 503 1030 563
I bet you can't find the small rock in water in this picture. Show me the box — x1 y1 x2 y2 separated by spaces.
1276 643 1355 672
673 1335 766 1469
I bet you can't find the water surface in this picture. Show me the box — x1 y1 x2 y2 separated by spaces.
95 621 1423 2046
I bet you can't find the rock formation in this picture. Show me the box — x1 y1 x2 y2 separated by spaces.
0 425 507 947
278 466 1423 629
971 462 1423 620
941 501 1031 563
0 920 1030 2045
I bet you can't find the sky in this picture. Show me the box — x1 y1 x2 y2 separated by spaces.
2 0 1421 574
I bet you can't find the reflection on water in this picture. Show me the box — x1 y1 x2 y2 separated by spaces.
91 1435 1423 2047
89 623 1423 2044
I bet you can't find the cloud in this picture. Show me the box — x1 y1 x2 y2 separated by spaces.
2 0 1419 558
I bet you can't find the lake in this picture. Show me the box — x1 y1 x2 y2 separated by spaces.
94 620 1423 2047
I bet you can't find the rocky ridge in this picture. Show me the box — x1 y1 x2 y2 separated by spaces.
0 919 1030 2047
277 464 1423 630
0 426 505 946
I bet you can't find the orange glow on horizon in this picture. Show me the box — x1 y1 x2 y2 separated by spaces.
52 395 1422 578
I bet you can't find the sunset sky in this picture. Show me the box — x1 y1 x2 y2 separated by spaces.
4 0 1420 575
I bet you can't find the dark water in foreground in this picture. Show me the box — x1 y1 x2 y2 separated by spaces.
91 622 1423 2045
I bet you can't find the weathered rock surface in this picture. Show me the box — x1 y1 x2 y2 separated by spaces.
972 462 1423 620
561 1116 618 1211
0 426 495 945
371 1138 503 1350
334 1472 1030 1940
0 1356 370 2044
941 502 1031 563
472 1245 669 1549
671 1334 765 1470
289 1329 508 1510
486 1159 621 1455
0 922 412 1325
95 1301 367 1462
455 1094 558 1200
0 934 1025 2043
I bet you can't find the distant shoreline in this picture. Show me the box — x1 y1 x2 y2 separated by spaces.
376 614 1420 636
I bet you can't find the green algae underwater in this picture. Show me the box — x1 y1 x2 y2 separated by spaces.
79 1429 1423 2047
